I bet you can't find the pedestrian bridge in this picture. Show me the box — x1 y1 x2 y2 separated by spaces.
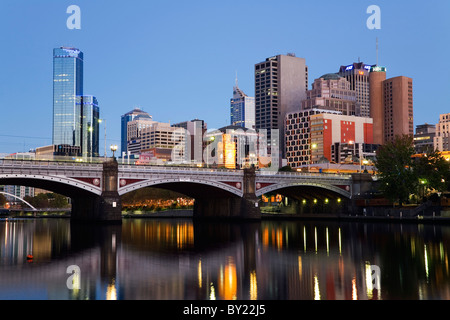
0 159 371 222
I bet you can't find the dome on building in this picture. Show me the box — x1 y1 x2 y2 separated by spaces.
319 73 343 80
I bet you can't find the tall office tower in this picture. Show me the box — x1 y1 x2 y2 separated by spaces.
52 47 84 147
121 108 152 155
434 113 450 152
383 76 414 144
302 74 359 116
77 95 100 157
230 79 255 129
414 123 436 154
255 53 308 161
369 66 413 145
369 66 387 145
338 62 372 117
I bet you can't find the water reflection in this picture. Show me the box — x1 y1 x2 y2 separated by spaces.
1 217 450 300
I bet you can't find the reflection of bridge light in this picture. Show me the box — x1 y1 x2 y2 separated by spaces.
106 279 117 300
314 274 321 300
198 259 202 289
209 282 216 300
352 277 358 300
249 270 257 300
219 257 237 300
424 244 429 280
338 228 342 255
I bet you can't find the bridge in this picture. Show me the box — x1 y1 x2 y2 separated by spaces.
0 158 374 223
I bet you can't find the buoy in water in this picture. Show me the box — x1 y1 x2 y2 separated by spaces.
26 254 33 261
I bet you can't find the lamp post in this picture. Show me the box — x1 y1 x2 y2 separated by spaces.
110 144 118 159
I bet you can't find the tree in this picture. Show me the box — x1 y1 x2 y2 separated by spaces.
413 148 450 195
374 135 418 206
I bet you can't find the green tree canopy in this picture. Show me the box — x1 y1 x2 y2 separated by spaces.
374 135 417 205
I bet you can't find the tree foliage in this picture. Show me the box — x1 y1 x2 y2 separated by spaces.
375 135 417 205
375 134 450 206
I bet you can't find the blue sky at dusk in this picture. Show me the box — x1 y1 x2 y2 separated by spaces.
0 0 449 155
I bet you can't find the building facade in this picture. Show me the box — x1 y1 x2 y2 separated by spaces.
77 95 99 158
285 108 342 168
369 66 413 145
230 83 255 130
302 73 359 116
414 123 436 154
255 53 308 160
338 62 372 117
434 113 450 152
309 113 374 165
52 47 84 147
120 108 153 155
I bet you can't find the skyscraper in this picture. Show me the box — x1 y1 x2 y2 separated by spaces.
338 62 372 117
230 79 255 129
120 108 153 155
77 95 100 157
255 53 308 161
369 66 413 145
52 47 84 147
369 66 387 145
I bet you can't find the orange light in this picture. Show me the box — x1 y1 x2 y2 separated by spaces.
358 71 364 75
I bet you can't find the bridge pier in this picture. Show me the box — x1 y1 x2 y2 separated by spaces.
193 167 261 220
71 158 122 223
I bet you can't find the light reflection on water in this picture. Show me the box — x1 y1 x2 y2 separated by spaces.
1 217 450 300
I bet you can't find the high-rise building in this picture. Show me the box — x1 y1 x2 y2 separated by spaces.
338 62 372 117
302 74 359 116
434 113 450 152
230 79 255 129
255 53 308 161
172 119 207 164
369 66 413 145
77 95 99 158
52 47 84 147
121 108 153 155
369 66 386 145
382 76 414 144
414 123 436 154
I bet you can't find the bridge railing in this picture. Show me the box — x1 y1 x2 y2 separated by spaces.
0 159 103 170
257 170 352 179
119 164 244 176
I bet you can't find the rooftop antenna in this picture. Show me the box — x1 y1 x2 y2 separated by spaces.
376 37 379 66
235 70 238 87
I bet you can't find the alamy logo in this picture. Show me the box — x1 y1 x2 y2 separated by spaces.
67 5 81 30
369 265 381 290
366 5 381 30
66 265 81 289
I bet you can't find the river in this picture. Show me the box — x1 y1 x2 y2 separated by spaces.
0 217 449 300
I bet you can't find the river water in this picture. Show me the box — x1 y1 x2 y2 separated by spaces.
0 217 449 300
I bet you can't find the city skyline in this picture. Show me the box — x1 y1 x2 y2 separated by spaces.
0 0 449 155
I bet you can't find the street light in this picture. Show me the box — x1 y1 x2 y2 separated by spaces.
110 144 118 158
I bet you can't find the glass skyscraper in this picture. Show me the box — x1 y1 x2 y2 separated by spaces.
77 95 100 158
52 47 84 147
230 79 255 130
